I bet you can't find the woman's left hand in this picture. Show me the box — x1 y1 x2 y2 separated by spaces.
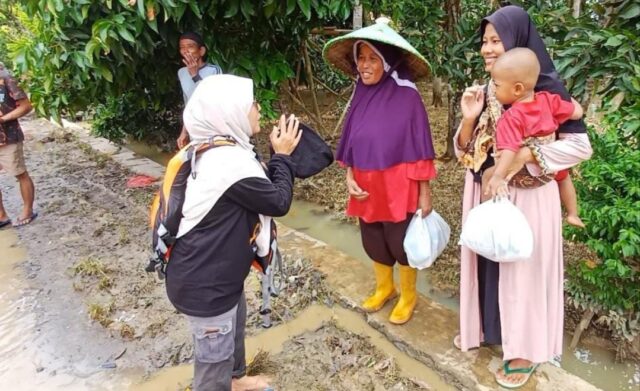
418 181 432 218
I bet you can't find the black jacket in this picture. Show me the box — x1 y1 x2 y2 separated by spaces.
165 154 295 317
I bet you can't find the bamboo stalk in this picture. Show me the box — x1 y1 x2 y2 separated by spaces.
302 42 322 125
309 27 353 36
295 58 302 89
332 85 355 138
312 76 342 98
285 88 326 134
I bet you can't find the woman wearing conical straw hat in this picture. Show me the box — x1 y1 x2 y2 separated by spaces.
323 18 436 324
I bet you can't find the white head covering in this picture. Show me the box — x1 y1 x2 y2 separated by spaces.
177 75 272 254
183 74 255 152
352 40 417 91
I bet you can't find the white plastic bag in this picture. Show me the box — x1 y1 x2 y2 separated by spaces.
458 197 533 262
404 209 451 270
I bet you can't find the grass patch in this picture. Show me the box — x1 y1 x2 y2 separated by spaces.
77 141 111 168
73 256 109 277
88 302 114 328
145 319 167 338
117 226 130 245
246 349 277 376
98 276 112 290
120 323 135 339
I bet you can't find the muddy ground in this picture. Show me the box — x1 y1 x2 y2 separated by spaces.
265 323 429 391
0 115 430 387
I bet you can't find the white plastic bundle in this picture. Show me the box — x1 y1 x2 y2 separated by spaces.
404 209 451 269
459 198 533 262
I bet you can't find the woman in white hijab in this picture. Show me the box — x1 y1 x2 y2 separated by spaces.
165 75 301 391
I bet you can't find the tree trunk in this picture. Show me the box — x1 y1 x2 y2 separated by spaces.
431 77 444 107
569 309 595 349
302 42 322 128
444 88 461 160
442 1 461 160
572 0 581 18
353 1 363 30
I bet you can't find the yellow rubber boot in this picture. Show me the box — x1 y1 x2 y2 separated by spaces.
362 262 397 313
389 265 418 324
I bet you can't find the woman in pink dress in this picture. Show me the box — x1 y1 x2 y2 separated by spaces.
454 5 593 389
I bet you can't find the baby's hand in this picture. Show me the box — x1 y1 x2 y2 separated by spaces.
485 175 509 198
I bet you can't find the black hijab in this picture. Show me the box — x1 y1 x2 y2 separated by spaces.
482 5 586 134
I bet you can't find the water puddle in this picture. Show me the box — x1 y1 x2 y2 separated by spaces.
131 304 453 391
277 199 460 310
278 200 639 391
0 229 138 391
126 139 171 166
560 340 639 391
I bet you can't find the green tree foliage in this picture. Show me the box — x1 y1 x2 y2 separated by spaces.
548 0 640 350
5 0 354 140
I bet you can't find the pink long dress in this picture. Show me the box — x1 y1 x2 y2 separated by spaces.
456 131 593 363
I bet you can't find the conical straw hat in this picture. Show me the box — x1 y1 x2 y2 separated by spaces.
323 18 430 80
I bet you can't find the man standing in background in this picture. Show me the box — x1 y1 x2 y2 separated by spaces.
0 63 36 227
176 32 223 148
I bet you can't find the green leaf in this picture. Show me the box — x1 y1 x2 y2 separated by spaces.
297 0 311 20
117 26 135 43
286 0 296 15
564 64 583 80
620 3 640 19
147 18 158 33
137 0 146 18
188 1 202 19
224 1 240 18
605 36 623 47
240 0 255 19
263 1 277 18
97 66 113 82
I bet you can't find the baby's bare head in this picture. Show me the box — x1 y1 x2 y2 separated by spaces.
491 48 540 91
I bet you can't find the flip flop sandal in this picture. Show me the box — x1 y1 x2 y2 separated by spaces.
495 361 539 389
453 334 462 350
453 334 482 351
0 219 11 229
15 212 38 227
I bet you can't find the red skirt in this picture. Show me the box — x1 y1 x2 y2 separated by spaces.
347 160 436 223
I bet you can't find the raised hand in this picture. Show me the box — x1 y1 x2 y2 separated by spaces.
270 114 302 155
460 85 485 121
182 52 200 77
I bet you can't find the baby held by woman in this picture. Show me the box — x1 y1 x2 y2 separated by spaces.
482 47 585 227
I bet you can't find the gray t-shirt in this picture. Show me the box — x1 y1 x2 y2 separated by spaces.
178 63 222 103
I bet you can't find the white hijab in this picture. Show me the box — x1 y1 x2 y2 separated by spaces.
353 40 417 91
184 74 256 152
177 75 271 255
